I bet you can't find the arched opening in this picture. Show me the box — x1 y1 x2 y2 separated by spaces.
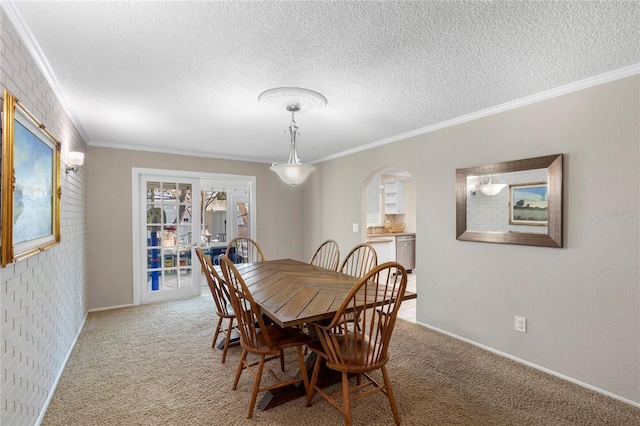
362 167 417 322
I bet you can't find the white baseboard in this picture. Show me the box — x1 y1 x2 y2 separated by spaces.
88 303 135 313
415 320 640 409
35 312 88 426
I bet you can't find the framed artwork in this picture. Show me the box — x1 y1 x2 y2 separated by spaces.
509 183 548 226
2 89 61 267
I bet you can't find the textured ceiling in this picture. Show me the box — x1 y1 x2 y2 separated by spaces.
6 1 640 164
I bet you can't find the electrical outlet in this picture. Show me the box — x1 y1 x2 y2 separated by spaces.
352 223 359 232
515 316 527 333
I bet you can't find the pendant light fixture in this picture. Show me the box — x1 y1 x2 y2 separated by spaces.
477 175 507 196
259 87 327 187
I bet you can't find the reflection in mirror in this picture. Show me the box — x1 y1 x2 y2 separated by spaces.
466 168 548 234
456 154 563 248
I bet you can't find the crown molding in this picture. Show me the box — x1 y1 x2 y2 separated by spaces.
88 141 272 164
2 1 91 143
312 64 640 164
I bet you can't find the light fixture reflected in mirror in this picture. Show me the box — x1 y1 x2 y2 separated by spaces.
65 151 84 174
259 87 326 187
477 175 506 196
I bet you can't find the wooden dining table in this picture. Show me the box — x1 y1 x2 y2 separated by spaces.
228 258 417 410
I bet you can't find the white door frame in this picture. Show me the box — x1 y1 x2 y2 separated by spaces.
132 168 257 305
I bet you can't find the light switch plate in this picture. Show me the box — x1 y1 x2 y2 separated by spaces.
352 223 359 232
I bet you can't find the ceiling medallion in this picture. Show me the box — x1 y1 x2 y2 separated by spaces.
258 87 327 115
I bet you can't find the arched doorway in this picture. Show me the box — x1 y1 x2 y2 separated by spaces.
362 167 417 322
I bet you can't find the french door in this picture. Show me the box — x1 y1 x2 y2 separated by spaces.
136 174 201 304
133 169 257 305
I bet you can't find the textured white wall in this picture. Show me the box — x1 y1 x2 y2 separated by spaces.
1 11 88 426
304 75 640 404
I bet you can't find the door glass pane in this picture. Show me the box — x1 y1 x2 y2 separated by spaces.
201 190 227 245
163 182 177 200
143 179 197 296
162 205 177 225
236 201 249 237
147 181 160 201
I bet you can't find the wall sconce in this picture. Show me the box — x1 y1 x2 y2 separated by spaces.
65 151 85 174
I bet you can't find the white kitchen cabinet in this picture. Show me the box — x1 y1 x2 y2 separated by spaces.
384 179 405 214
366 237 396 264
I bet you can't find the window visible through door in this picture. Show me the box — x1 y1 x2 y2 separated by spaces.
199 183 251 268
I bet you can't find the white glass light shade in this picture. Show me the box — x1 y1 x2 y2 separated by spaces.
65 151 85 174
270 163 316 186
478 183 507 196
68 151 85 166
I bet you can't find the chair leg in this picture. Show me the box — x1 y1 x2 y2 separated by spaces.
296 346 310 394
247 355 265 419
381 365 401 425
306 355 322 407
233 350 248 390
342 371 352 426
212 317 223 348
221 318 234 363
279 349 285 371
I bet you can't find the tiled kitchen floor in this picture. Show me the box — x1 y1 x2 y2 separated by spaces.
397 270 416 323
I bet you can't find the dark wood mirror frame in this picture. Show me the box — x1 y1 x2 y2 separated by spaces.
456 154 563 248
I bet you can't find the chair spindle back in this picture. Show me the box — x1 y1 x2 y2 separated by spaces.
225 237 266 264
339 242 378 278
218 255 272 350
309 239 340 271
195 247 232 316
314 262 408 371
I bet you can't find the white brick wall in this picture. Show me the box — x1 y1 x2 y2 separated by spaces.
1 10 87 426
467 168 548 234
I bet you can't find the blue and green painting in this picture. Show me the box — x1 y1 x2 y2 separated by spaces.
13 120 53 244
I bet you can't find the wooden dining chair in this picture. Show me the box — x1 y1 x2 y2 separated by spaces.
218 255 311 419
338 243 378 330
305 262 408 426
225 236 266 264
339 242 378 278
309 239 340 271
194 247 236 363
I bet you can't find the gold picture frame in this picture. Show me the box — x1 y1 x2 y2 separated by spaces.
2 89 61 267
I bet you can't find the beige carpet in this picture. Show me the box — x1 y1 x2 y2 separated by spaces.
42 295 639 425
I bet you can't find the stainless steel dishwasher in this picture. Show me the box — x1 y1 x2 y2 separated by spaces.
395 235 415 272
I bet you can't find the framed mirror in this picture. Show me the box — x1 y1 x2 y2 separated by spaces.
456 154 563 248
